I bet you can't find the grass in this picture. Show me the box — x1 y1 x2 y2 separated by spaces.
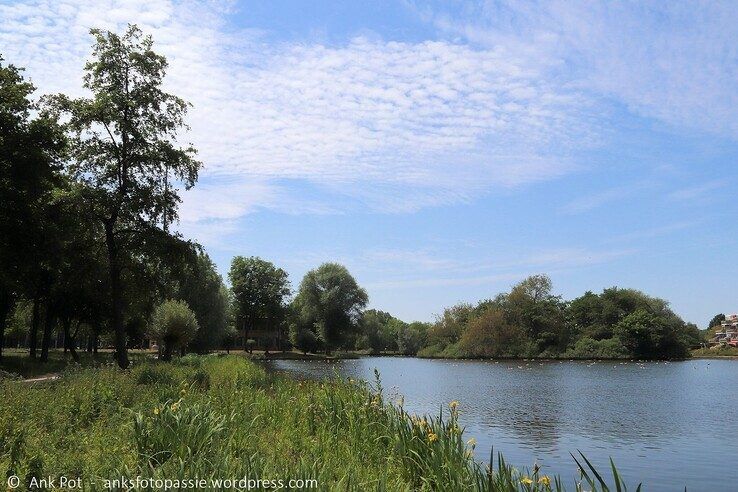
0 349 154 379
0 355 642 491
691 346 738 358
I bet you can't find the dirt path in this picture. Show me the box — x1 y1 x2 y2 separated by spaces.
21 373 61 383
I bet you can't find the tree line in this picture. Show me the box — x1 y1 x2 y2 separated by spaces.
0 26 221 367
0 25 704 366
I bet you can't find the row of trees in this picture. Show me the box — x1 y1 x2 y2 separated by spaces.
420 275 703 360
0 26 231 367
0 25 706 365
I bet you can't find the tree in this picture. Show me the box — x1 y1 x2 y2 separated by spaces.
396 321 429 356
148 300 198 361
292 263 368 354
228 256 291 350
46 25 201 368
504 275 567 353
425 303 474 353
707 313 725 330
458 308 527 358
0 57 65 359
356 309 405 353
174 251 230 353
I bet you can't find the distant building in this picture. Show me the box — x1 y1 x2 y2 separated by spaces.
236 316 284 351
721 314 738 329
712 314 738 346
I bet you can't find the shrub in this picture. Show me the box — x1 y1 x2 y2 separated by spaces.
565 337 628 359
134 365 175 386
148 300 199 361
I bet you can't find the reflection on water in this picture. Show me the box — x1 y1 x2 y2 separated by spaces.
263 357 737 491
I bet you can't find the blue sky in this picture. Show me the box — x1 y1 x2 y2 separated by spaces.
1 0 736 324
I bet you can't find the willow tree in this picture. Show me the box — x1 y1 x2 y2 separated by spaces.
47 25 200 368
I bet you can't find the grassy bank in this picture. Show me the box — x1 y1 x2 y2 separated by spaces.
1 355 637 491
691 346 738 358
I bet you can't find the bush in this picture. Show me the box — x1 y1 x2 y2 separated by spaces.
148 300 199 361
564 337 628 359
134 365 175 386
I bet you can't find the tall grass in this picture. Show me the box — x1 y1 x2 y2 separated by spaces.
0 355 643 491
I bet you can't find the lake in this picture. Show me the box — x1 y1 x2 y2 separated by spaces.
263 357 737 491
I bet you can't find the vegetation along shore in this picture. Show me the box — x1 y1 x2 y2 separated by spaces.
1 354 642 491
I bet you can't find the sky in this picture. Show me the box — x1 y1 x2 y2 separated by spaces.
1 0 736 325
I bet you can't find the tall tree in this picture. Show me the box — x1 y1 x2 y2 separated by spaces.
228 256 290 350
46 25 200 368
292 263 368 354
0 57 65 359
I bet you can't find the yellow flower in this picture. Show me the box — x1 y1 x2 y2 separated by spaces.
449 400 459 411
170 401 180 412
427 432 438 443
153 407 159 415
539 476 551 486
467 438 476 447
520 477 533 485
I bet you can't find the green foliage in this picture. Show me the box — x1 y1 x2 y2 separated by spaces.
43 24 201 368
707 313 725 329
229 256 290 349
397 322 429 356
148 300 199 361
564 337 628 359
134 365 176 386
291 263 368 353
459 308 527 358
418 277 693 360
0 356 642 491
133 398 229 467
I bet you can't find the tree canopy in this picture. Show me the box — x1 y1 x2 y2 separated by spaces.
45 25 201 368
291 263 368 354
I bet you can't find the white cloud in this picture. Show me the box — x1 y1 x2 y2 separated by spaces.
0 0 600 228
425 0 738 139
357 245 634 289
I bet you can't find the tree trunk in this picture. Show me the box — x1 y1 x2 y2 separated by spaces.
63 318 79 363
29 295 40 358
105 223 129 369
161 339 173 361
40 303 54 362
0 292 13 360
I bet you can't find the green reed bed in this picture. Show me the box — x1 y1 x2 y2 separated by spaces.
0 355 639 491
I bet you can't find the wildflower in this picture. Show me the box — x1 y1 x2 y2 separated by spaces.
427 432 438 443
467 438 476 448
520 477 533 485
153 407 159 415
170 401 180 412
539 476 551 486
449 400 459 411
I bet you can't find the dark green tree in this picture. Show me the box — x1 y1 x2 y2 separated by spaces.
0 57 65 359
229 256 291 350
46 25 201 368
707 313 725 329
292 263 368 354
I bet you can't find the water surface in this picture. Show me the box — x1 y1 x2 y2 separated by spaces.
264 357 736 491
